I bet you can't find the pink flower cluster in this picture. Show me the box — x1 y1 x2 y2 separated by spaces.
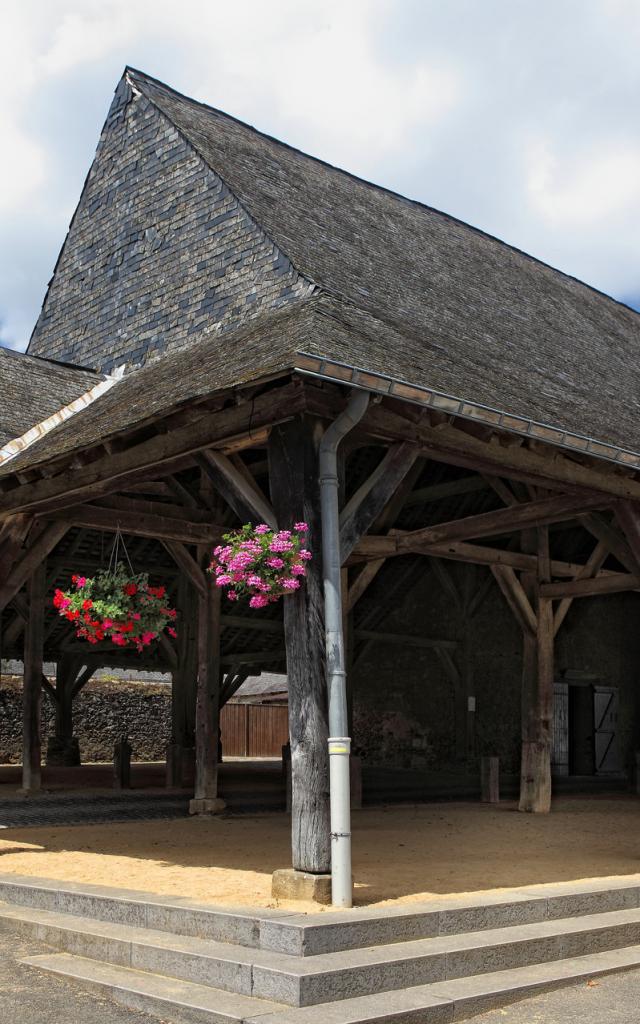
209 522 311 609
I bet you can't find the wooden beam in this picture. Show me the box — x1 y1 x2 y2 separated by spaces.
222 652 283 666
0 513 32 581
95 494 214 522
161 540 207 597
42 504 218 545
431 559 463 615
490 564 537 637
483 475 519 506
553 541 609 635
541 572 640 599
435 647 462 688
22 562 45 792
0 382 303 520
615 501 640 571
403 475 487 508
354 492 608 559
339 442 419 561
165 475 201 509
159 632 178 669
584 511 640 574
221 614 283 634
346 460 424 611
0 523 69 612
353 629 458 651
196 449 277 527
363 404 640 502
351 535 605 578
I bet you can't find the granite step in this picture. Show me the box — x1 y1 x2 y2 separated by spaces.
23 944 640 1023
5 899 640 1006
2 872 640 955
21 952 284 1024
0 873 287 949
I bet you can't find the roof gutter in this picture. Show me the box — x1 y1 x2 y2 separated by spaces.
0 366 125 469
295 353 640 470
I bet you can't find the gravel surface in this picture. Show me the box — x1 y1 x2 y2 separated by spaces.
0 792 190 827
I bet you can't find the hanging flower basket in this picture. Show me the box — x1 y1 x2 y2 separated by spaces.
53 562 177 653
208 522 311 608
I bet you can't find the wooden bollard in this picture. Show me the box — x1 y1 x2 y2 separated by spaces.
634 752 640 795
481 756 500 803
166 742 182 788
113 736 132 790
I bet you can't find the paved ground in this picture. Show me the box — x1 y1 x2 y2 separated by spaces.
0 930 165 1024
474 968 640 1022
2 926 640 1022
0 791 190 827
0 760 285 824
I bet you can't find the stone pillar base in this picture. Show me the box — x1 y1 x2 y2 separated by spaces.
188 797 226 815
272 868 332 904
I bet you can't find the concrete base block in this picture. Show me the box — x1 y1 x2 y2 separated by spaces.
188 797 226 815
272 868 332 905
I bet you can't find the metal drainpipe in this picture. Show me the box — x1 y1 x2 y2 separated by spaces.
319 388 370 908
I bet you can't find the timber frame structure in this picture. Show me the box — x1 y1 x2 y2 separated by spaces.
2 68 640 895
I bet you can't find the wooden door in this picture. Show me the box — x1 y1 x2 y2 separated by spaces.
593 687 621 774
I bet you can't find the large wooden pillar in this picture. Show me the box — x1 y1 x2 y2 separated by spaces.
269 416 330 874
22 561 45 793
519 526 553 812
189 547 224 814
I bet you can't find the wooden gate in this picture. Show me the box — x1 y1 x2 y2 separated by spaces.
594 686 621 774
551 681 569 776
220 703 289 757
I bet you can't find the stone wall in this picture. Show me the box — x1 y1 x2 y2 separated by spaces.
28 75 312 373
352 561 640 775
0 676 171 764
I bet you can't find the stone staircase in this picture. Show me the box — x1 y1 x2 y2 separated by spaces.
2 873 640 1022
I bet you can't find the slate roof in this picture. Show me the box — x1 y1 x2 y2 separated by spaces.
4 68 640 477
234 673 288 700
0 346 102 448
128 69 640 449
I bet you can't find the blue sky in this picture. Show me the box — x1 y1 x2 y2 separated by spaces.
1 0 639 351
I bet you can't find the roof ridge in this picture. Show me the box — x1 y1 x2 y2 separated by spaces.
125 66 640 324
0 344 101 377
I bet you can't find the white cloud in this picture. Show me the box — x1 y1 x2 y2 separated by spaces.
527 138 640 228
0 0 639 350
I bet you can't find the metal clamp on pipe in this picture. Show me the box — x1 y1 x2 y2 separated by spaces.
320 389 370 908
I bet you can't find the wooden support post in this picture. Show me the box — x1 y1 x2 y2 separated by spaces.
269 417 331 875
22 561 45 793
189 547 225 815
113 736 132 790
519 526 553 813
481 756 500 803
46 655 83 766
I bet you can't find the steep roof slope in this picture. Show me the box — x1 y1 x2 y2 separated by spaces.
0 347 102 447
131 68 640 447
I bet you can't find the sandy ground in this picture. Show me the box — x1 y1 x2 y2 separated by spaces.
1 797 640 912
